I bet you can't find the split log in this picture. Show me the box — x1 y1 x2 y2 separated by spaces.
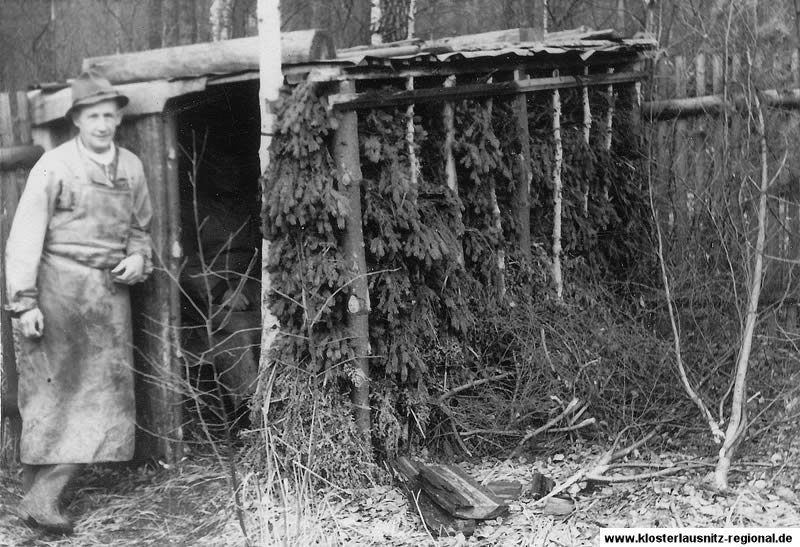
390 457 477 537
484 480 523 504
0 145 44 171
417 463 508 520
82 30 335 84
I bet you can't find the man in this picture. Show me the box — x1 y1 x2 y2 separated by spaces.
5 70 153 534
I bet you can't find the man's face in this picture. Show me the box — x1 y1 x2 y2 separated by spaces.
72 100 122 153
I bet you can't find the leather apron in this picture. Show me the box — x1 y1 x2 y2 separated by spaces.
17 147 137 464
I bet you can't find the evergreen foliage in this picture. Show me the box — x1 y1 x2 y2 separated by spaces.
259 78 653 471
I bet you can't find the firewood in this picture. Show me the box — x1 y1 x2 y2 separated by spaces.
417 463 508 520
390 457 476 537
484 480 523 504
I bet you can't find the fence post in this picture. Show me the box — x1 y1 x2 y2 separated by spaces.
334 81 371 436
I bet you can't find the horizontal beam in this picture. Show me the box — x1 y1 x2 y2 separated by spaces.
643 88 800 119
309 52 644 83
28 79 207 126
0 145 44 170
329 71 645 110
83 30 335 85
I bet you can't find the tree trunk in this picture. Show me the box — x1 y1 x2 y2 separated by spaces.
257 0 282 411
149 0 163 48
714 93 771 491
334 81 372 436
370 0 382 45
551 75 563 299
380 0 411 42
210 0 233 41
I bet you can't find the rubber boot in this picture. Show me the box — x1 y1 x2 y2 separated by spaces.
19 463 81 535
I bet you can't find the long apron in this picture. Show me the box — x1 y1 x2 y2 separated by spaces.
16 155 137 465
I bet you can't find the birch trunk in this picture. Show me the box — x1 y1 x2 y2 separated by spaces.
582 66 591 217
714 94 770 491
210 0 233 41
370 0 382 45
257 0 281 376
552 77 563 300
486 95 505 300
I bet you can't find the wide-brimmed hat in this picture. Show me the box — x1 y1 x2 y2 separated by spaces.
66 70 129 119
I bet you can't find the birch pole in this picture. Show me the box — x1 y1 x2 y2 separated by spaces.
257 0 281 370
485 91 506 300
442 75 464 266
552 73 564 300
582 66 591 217
604 68 615 201
405 1 418 188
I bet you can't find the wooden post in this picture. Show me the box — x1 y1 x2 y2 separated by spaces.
552 72 564 300
442 75 464 266
335 82 371 436
512 70 532 265
605 68 615 152
604 67 615 202
406 76 418 188
257 0 281 376
485 90 506 301
582 66 592 216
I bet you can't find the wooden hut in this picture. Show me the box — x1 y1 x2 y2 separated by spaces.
1 27 655 464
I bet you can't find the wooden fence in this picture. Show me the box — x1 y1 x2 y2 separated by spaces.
647 51 800 311
0 91 42 464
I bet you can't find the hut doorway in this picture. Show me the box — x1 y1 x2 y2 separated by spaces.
172 80 262 432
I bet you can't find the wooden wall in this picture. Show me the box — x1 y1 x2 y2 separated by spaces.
118 113 183 464
0 91 34 465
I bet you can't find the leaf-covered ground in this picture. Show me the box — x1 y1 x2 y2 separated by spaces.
1 415 798 547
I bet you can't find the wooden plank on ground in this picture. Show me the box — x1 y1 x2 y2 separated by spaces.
391 457 477 537
418 463 508 520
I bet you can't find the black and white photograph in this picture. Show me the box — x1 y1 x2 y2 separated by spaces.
0 1 798 545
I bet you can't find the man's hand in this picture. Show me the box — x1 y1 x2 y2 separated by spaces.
222 287 250 311
111 254 145 285
18 308 44 338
